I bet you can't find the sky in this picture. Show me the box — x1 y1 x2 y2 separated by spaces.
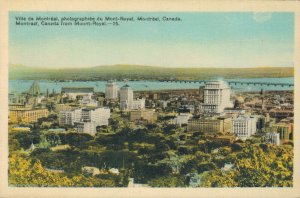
9 12 294 68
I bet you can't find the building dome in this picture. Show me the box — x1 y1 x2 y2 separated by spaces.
234 96 244 108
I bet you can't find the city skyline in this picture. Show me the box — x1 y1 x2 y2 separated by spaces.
8 78 294 187
9 12 294 68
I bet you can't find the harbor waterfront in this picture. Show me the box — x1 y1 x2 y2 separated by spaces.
9 77 294 94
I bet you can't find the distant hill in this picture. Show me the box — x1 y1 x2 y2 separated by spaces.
9 64 294 81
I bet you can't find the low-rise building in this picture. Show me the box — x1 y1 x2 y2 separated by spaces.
266 132 280 146
130 109 157 123
9 104 32 110
61 87 94 100
224 107 246 114
54 104 73 112
79 95 99 107
187 116 232 134
172 113 192 126
157 100 168 109
132 98 146 110
9 93 27 104
271 122 293 142
269 109 294 120
9 108 49 123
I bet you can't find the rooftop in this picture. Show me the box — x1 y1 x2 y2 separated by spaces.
121 84 131 89
61 87 94 93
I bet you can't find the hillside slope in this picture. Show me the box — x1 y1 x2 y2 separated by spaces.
9 64 294 81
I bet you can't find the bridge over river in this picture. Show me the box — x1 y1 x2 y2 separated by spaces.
159 80 294 87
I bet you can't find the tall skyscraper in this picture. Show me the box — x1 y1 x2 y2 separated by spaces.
200 80 233 113
120 84 133 111
105 81 119 99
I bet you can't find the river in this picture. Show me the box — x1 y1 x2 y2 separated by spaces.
9 77 294 94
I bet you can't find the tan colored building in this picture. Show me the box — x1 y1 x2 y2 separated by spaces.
187 116 232 134
271 122 293 142
54 104 73 112
130 109 157 123
269 109 294 119
9 108 49 123
9 104 32 110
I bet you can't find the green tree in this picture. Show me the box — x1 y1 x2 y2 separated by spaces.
201 144 293 187
148 176 185 187
65 132 94 147
9 154 117 187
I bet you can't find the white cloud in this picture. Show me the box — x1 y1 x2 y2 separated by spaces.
252 12 272 23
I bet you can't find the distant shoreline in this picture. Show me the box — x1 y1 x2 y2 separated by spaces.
9 77 294 94
9 64 293 81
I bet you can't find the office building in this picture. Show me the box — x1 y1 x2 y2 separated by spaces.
74 122 98 135
231 115 257 140
120 85 133 111
105 81 119 99
59 107 110 135
266 132 280 146
80 95 99 107
9 108 49 123
187 116 232 134
172 113 192 126
54 104 73 112
132 98 145 110
199 80 233 113
59 108 81 126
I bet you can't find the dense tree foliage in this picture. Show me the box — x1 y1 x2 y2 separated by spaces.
148 176 185 187
8 118 293 187
9 154 117 187
200 144 293 187
9 131 40 150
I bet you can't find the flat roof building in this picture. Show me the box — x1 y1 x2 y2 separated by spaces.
187 116 232 134
266 132 280 146
120 85 133 111
130 109 157 123
231 115 257 140
105 81 119 100
9 108 49 123
61 87 94 100
59 107 110 135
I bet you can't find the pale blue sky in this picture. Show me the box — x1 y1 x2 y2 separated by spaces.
9 12 294 68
